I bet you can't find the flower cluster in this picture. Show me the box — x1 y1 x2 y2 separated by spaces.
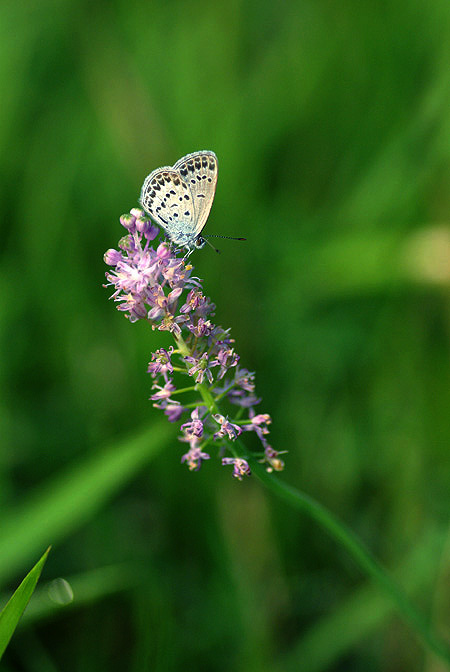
104 209 285 479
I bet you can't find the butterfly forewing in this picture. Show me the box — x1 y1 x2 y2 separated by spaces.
172 151 218 237
140 150 218 250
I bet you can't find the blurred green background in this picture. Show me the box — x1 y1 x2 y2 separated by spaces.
1 0 450 669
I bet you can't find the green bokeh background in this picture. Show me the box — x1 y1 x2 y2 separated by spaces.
1 0 450 670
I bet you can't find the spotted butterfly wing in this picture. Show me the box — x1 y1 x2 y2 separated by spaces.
172 150 218 238
140 150 218 252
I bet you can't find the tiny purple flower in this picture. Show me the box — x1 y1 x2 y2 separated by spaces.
184 352 214 384
163 401 185 423
181 445 211 471
162 259 190 286
262 444 285 473
243 410 272 438
147 347 175 380
150 379 176 401
187 317 215 338
226 368 260 407
156 242 171 260
234 368 256 392
104 248 123 266
120 212 137 232
250 413 271 430
156 313 187 337
227 390 262 408
180 289 215 317
181 407 204 439
222 457 251 480
210 346 239 380
117 294 148 323
135 215 159 240
213 414 242 440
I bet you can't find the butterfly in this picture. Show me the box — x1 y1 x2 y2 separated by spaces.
140 150 219 255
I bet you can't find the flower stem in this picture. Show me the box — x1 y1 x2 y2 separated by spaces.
248 457 450 665
175 334 220 414
171 386 198 396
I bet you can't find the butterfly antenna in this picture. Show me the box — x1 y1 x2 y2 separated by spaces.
204 235 247 242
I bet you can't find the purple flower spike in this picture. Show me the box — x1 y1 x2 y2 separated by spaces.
104 208 282 479
222 457 251 480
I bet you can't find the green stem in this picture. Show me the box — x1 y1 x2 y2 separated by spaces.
175 334 218 413
171 385 198 396
248 457 450 666
174 333 239 457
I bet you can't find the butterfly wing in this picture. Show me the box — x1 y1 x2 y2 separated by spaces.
140 167 197 247
172 151 218 238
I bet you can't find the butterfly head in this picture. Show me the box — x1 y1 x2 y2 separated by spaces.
194 235 206 250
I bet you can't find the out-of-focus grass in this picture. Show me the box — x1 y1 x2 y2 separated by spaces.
0 0 449 670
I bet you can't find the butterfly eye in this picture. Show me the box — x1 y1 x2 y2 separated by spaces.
195 236 206 249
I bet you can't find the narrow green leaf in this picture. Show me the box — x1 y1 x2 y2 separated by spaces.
0 547 50 660
0 422 171 587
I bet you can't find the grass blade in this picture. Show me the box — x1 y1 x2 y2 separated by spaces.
0 547 50 660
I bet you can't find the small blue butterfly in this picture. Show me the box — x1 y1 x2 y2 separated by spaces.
140 150 218 254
